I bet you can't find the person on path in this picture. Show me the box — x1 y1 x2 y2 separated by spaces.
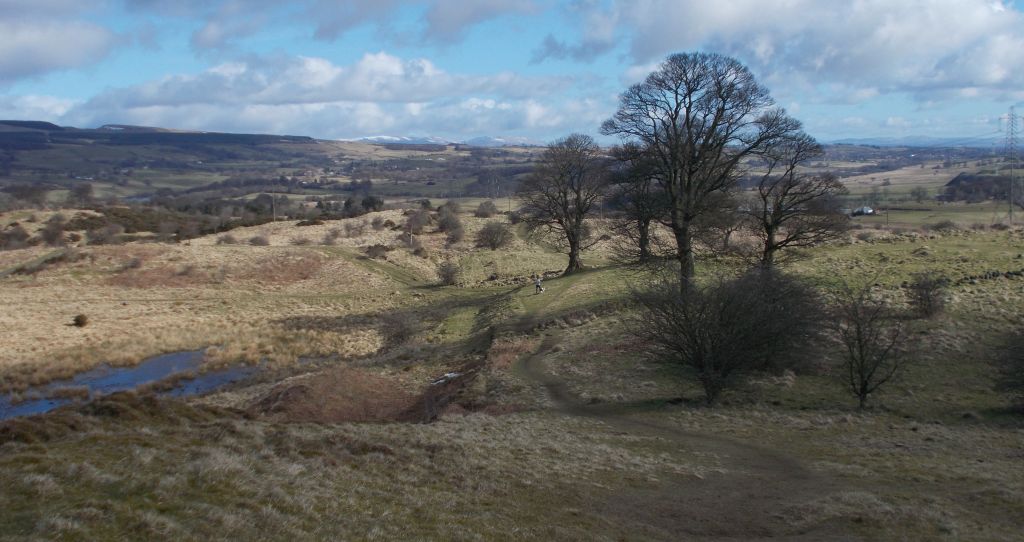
534 274 544 294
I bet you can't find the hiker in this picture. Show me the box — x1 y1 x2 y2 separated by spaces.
534 274 544 294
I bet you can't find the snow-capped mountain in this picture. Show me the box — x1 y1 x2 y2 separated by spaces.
347 135 540 147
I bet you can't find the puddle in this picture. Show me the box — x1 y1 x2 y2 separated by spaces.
0 350 260 421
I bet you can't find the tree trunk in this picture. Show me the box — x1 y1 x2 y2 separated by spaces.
760 225 777 268
637 218 651 263
674 224 695 285
564 230 582 275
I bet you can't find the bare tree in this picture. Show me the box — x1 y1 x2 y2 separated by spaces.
748 132 849 267
608 143 671 266
832 284 906 409
518 133 609 275
602 52 802 284
634 269 826 405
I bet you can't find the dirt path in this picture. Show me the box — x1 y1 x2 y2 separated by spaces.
516 332 859 541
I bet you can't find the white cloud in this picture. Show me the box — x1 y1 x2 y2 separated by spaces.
75 52 572 109
55 52 588 139
0 94 77 120
0 21 119 83
556 0 1024 104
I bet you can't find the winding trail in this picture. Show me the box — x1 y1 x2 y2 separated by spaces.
513 324 858 540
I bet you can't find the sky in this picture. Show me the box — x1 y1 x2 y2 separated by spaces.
1 0 1023 144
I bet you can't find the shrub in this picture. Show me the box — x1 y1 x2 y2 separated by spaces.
344 221 367 238
991 222 1010 231
405 210 432 234
633 270 826 405
475 221 514 250
290 236 311 246
436 204 462 233
249 235 270 246
437 260 461 285
906 271 948 318
927 220 959 232
508 211 522 225
362 196 384 212
365 244 390 259
475 200 499 218
397 232 424 254
86 223 125 245
40 215 66 246
72 314 89 327
996 329 1024 410
371 216 386 231
216 234 238 245
832 283 907 409
322 228 342 245
296 219 324 227
446 224 465 245
0 224 30 250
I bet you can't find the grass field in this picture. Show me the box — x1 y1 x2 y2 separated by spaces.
1 194 1023 540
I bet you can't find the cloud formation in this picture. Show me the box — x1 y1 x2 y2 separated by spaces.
541 0 1024 103
0 20 119 83
58 52 593 139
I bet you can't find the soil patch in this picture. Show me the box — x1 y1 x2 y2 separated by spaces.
250 367 418 423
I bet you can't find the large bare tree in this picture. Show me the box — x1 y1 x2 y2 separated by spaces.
748 131 849 267
608 143 670 266
601 52 801 283
518 133 608 275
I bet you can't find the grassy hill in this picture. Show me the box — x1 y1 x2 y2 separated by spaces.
0 194 1022 539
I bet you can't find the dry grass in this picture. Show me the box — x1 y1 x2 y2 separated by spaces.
0 395 711 541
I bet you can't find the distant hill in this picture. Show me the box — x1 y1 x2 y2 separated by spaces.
0 120 315 151
351 134 540 148
0 120 64 131
829 135 1001 148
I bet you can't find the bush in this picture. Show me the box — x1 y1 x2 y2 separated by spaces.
633 270 826 405
371 216 386 231
446 224 465 245
40 215 66 246
290 236 311 246
475 200 499 218
249 235 270 246
927 220 959 232
362 196 384 213
437 260 461 285
996 329 1024 410
344 221 367 238
395 231 413 247
296 219 324 227
906 271 948 318
72 314 89 327
365 244 390 259
86 223 125 245
436 204 462 233
475 221 514 250
322 228 342 245
216 234 238 245
832 283 906 409
405 209 432 234
0 223 30 250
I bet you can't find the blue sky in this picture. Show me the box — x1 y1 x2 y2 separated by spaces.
1 0 1023 143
